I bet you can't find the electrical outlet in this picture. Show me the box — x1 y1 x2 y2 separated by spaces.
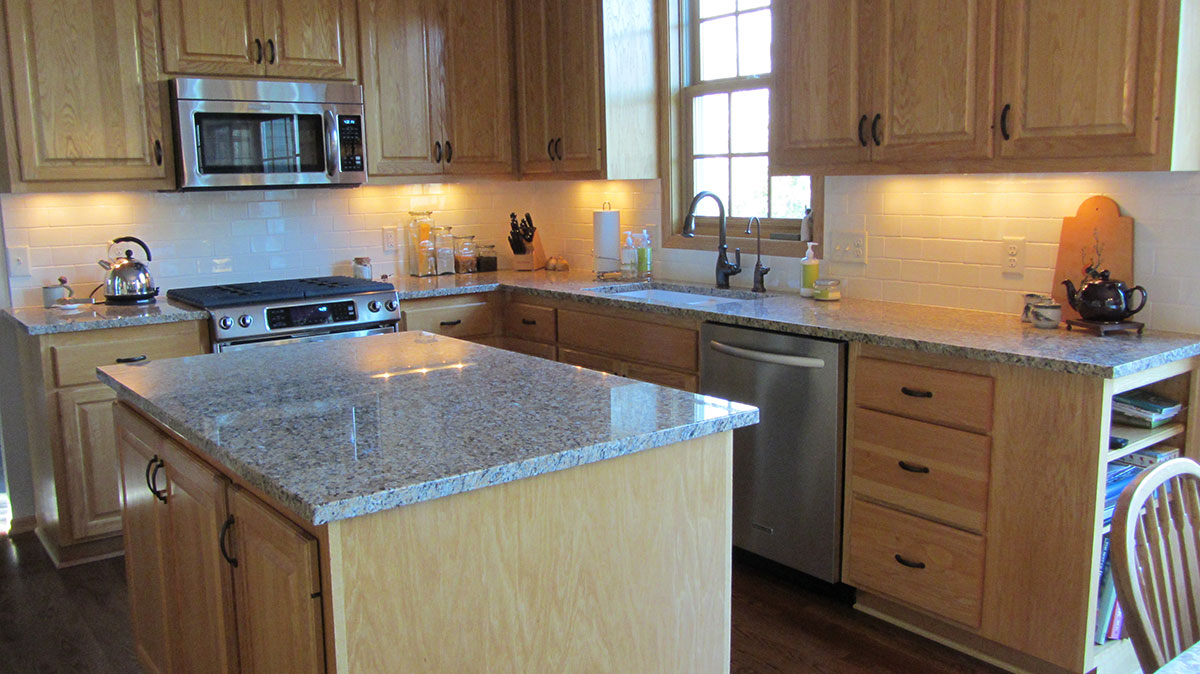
1002 235 1025 274
6 245 30 277
827 230 868 263
382 227 398 252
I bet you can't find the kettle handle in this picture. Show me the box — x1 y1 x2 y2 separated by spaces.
1126 285 1148 316
112 236 151 262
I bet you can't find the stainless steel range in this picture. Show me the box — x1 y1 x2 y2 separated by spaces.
167 276 401 352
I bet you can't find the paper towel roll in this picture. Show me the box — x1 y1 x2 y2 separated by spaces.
593 209 621 273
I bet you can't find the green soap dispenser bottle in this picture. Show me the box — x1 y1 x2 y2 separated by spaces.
800 242 820 297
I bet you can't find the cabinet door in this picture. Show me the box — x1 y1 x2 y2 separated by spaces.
57 385 122 540
869 0 996 162
260 0 358 80
3 0 171 183
159 0 263 76
116 411 173 674
514 0 559 175
997 0 1169 160
229 488 324 674
359 0 444 175
553 0 603 174
442 0 514 175
161 438 239 674
771 0 873 168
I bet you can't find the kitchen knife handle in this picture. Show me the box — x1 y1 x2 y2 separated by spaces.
1000 103 1011 140
900 386 933 399
254 38 263 64
547 139 555 161
219 515 238 567
894 554 926 570
267 38 276 64
434 141 443 164
555 137 563 160
116 355 148 364
857 115 869 147
445 140 452 163
870 114 882 146
898 461 931 474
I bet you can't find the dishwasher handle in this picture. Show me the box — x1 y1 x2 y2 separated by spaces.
708 340 826 369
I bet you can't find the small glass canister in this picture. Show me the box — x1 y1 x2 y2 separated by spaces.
812 278 842 301
476 244 498 272
406 211 437 277
434 226 455 275
352 256 372 280
454 235 478 273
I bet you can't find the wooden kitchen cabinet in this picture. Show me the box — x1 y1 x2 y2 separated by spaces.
159 0 357 81
359 0 513 177
0 0 174 192
513 0 656 179
7 318 209 567
400 293 498 340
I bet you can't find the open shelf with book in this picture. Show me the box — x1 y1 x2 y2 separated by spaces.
1106 422 1186 462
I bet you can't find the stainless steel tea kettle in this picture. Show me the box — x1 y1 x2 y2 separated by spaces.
98 236 159 304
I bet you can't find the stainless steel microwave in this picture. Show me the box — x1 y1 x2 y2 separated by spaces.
170 78 366 190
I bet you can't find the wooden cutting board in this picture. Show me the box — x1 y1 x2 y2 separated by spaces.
1051 196 1134 320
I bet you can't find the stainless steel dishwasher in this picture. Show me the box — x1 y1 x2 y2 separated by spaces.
700 322 846 582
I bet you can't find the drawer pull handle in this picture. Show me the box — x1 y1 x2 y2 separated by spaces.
521 318 537 325
439 319 462 327
149 458 167 503
894 554 926 570
898 461 930 474
144 455 158 496
116 355 148 364
900 386 933 398
219 515 238 567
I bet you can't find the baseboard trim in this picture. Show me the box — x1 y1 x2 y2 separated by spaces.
6 515 36 535
34 526 124 568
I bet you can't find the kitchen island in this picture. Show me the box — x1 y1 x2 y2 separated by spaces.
98 331 757 674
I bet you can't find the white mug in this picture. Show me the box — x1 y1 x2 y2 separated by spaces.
1030 302 1062 329
42 283 74 308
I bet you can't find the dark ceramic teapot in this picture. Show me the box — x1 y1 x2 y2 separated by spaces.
1061 267 1147 322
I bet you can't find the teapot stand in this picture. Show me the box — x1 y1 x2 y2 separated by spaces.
1065 318 1145 336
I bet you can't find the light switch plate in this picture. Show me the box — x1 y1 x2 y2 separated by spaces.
828 230 868 263
7 245 30 277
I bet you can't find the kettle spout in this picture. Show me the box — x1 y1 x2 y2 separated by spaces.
97 259 112 270
1061 279 1078 309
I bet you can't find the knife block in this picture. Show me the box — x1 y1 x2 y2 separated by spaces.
513 231 548 271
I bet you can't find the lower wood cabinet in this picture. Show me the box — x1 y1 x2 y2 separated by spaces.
400 293 497 339
116 404 323 674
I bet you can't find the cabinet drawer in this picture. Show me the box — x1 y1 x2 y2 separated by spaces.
558 309 697 372
851 408 990 532
502 337 557 361
854 358 993 433
558 347 619 375
503 303 556 343
51 321 208 388
846 499 985 628
402 296 494 339
623 361 698 392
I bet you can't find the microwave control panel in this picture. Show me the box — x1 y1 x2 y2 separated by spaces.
337 115 364 172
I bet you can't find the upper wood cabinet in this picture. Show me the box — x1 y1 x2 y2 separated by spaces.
772 0 996 172
159 0 358 81
0 0 172 191
514 0 656 179
359 0 513 177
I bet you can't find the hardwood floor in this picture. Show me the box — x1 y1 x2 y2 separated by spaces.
0 533 1001 673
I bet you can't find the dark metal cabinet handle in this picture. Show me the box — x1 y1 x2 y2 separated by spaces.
547 139 555 161
870 114 882 146
857 115 869 147
555 137 563 160
267 38 276 64
1000 103 1011 140
445 140 452 163
900 386 933 399
116 355 147 364
154 140 163 166
894 554 926 570
521 318 537 325
219 515 238 567
149 459 167 503
144 455 158 496
439 319 462 326
434 141 443 163
898 460 931 474
254 38 263 64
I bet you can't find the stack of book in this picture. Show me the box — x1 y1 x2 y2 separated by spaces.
1103 463 1144 526
1095 535 1127 644
1112 390 1183 428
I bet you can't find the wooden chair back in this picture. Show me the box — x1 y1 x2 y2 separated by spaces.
1111 457 1200 672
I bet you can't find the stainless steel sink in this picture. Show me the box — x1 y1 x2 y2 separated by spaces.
585 282 774 307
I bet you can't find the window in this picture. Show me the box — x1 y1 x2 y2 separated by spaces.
666 0 819 252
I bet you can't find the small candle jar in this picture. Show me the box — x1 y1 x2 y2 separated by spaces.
812 278 842 301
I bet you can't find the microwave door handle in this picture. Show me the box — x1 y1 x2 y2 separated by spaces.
324 110 338 177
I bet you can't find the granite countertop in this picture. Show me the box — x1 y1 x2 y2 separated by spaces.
98 331 758 525
389 271 1200 378
2 299 209 335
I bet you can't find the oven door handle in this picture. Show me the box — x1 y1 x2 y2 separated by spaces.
325 109 338 177
217 324 397 353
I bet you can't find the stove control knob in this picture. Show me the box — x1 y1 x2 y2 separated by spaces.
238 314 253 328
385 299 398 312
218 316 233 330
368 300 382 313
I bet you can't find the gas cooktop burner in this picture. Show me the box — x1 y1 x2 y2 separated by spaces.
167 276 394 309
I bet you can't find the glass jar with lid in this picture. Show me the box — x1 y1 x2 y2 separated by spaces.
406 211 437 277
454 235 478 273
476 244 498 272
434 226 455 275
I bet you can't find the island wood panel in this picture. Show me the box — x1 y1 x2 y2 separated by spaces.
260 0 357 81
326 431 733 673
558 308 698 372
854 357 994 433
851 407 991 533
57 385 122 541
159 0 262 76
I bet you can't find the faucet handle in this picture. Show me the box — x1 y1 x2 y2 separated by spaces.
733 247 742 272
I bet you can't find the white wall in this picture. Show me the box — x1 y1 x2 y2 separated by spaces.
655 172 1200 335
